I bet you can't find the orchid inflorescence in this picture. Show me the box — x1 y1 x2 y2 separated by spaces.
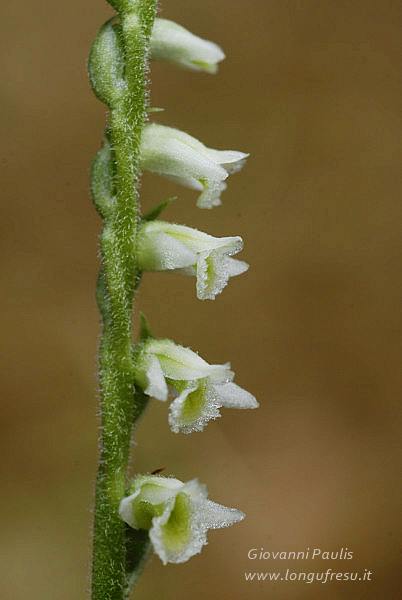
89 2 257 596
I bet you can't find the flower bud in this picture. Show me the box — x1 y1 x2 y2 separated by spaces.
150 18 225 73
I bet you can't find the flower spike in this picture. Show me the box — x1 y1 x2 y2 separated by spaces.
137 220 248 300
119 475 244 564
140 123 248 208
89 2 256 590
150 18 225 73
134 338 258 433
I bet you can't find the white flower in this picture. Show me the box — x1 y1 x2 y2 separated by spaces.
150 18 225 74
137 220 248 300
169 379 258 434
119 475 244 564
134 338 258 432
140 123 248 208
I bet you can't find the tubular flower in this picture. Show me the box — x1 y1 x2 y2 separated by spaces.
150 18 225 74
134 338 258 433
137 220 248 300
140 123 248 208
119 475 244 564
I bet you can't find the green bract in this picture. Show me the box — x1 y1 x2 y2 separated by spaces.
91 140 115 219
88 20 126 108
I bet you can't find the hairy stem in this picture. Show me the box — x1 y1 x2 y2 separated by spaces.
91 2 158 599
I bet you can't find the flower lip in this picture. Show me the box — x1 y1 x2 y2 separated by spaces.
169 379 259 434
143 354 169 401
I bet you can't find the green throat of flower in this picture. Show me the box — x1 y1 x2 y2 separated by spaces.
161 493 192 552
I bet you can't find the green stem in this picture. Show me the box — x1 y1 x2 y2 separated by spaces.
91 2 158 599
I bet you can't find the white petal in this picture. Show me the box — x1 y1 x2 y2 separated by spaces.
141 125 228 186
199 499 245 529
120 477 184 530
155 126 212 155
214 382 259 409
206 149 249 173
151 19 225 73
226 257 249 277
138 229 197 271
142 221 243 255
205 362 234 383
196 180 226 209
181 478 209 503
149 479 208 564
196 253 227 299
145 339 233 383
119 490 141 528
144 355 168 401
196 248 244 301
134 475 184 504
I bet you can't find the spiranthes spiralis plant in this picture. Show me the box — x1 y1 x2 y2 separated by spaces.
88 2 258 598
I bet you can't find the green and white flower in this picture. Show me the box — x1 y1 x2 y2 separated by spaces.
119 475 244 564
150 18 225 74
140 123 248 208
137 220 248 300
134 338 258 433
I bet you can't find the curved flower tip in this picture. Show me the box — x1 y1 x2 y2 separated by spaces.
140 123 248 209
119 475 244 564
134 338 258 433
138 220 249 300
151 18 225 74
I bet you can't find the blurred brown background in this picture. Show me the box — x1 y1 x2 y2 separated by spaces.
1 1 401 598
